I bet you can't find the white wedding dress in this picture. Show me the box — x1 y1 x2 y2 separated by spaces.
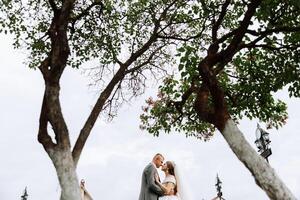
159 175 181 200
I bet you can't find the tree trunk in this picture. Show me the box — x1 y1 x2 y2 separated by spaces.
47 148 81 200
221 119 296 200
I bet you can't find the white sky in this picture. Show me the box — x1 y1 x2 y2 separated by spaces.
0 34 299 200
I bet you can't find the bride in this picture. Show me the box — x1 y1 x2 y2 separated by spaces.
155 161 186 200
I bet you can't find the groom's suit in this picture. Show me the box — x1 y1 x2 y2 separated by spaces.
138 163 164 200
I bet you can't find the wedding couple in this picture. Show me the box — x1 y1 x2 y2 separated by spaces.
80 179 93 200
138 153 187 200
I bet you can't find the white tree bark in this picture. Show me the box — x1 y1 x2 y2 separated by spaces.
48 149 81 200
221 119 296 200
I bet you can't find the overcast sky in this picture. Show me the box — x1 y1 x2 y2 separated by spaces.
0 33 299 200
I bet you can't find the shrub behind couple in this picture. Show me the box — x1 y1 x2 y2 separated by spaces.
138 153 188 200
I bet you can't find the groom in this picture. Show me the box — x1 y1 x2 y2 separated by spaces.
138 153 165 200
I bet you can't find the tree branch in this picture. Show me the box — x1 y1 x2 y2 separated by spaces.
212 21 300 48
72 2 176 165
43 84 71 148
72 1 103 22
199 0 210 14
241 43 300 51
48 0 58 13
47 0 75 82
157 27 205 42
158 0 179 22
72 63 128 166
224 90 238 107
212 0 231 42
125 45 164 74
212 0 262 68
197 59 230 130
169 85 198 112
223 0 261 53
214 28 238 44
246 26 300 36
70 1 103 34
38 57 51 81
205 25 300 53
38 93 56 149
193 84 215 124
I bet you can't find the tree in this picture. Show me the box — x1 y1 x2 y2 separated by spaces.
140 0 300 199
1 0 299 199
0 0 201 199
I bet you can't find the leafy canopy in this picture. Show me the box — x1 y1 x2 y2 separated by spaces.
0 0 201 116
1 0 299 140
140 0 300 140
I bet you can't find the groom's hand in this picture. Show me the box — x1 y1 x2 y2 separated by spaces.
154 173 160 183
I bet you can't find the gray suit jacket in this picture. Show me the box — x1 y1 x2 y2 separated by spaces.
138 163 164 200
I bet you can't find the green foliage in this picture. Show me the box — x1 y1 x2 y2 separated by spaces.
0 0 207 117
1 0 197 71
1 0 118 68
1 0 299 139
140 77 215 140
140 0 300 139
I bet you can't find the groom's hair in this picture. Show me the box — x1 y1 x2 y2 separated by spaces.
153 153 164 159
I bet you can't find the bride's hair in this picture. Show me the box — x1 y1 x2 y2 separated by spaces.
166 161 177 194
166 161 175 176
